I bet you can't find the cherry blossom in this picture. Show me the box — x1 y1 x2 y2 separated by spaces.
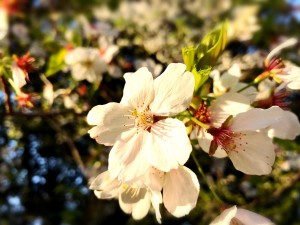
90 165 199 223
87 63 194 181
65 47 107 83
259 38 300 90
11 53 35 88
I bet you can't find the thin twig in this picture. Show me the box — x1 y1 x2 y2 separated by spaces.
191 151 223 204
273 171 300 198
0 110 88 117
46 118 86 174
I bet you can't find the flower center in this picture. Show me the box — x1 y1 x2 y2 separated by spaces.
208 126 244 155
193 100 211 125
132 108 154 131
265 56 285 74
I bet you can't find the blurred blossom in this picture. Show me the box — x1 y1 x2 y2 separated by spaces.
258 38 300 90
0 6 8 40
78 15 119 39
280 152 300 171
11 52 35 88
41 74 54 106
11 23 29 43
228 5 260 41
98 36 119 64
184 0 231 18
65 47 107 83
133 58 162 78
210 63 257 101
15 91 38 108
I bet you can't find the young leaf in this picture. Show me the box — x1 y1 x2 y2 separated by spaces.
195 21 228 70
182 46 196 72
191 66 211 94
46 48 68 77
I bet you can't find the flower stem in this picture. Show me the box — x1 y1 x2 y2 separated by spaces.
237 71 270 93
237 81 255 93
190 117 210 129
191 151 223 204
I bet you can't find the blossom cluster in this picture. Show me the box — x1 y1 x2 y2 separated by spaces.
87 36 300 223
87 63 199 222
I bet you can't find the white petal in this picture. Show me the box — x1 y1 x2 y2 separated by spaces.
120 67 154 110
109 131 151 181
146 118 192 172
143 167 164 192
210 92 251 127
85 69 102 83
163 166 200 217
87 103 133 146
71 64 88 81
265 38 298 64
213 64 240 95
12 64 27 88
93 57 107 74
267 110 300 140
151 191 163 224
65 47 97 64
90 171 120 199
287 80 300 90
228 131 275 175
132 190 151 220
119 195 133 214
209 206 237 225
235 208 275 225
0 8 8 40
150 63 194 116
231 106 284 132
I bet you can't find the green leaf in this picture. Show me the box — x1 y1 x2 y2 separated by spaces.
191 66 212 93
182 46 196 72
46 48 68 77
195 21 228 70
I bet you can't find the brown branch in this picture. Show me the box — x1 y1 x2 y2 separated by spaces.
273 171 300 198
0 109 88 118
0 76 13 113
46 118 86 174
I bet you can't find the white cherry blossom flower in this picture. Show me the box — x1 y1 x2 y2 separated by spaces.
65 47 107 83
90 170 163 223
261 38 300 90
90 165 199 223
87 63 194 181
210 205 274 225
193 93 251 158
195 91 300 174
11 53 35 88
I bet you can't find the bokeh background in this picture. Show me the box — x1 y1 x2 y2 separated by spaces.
1 0 300 224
